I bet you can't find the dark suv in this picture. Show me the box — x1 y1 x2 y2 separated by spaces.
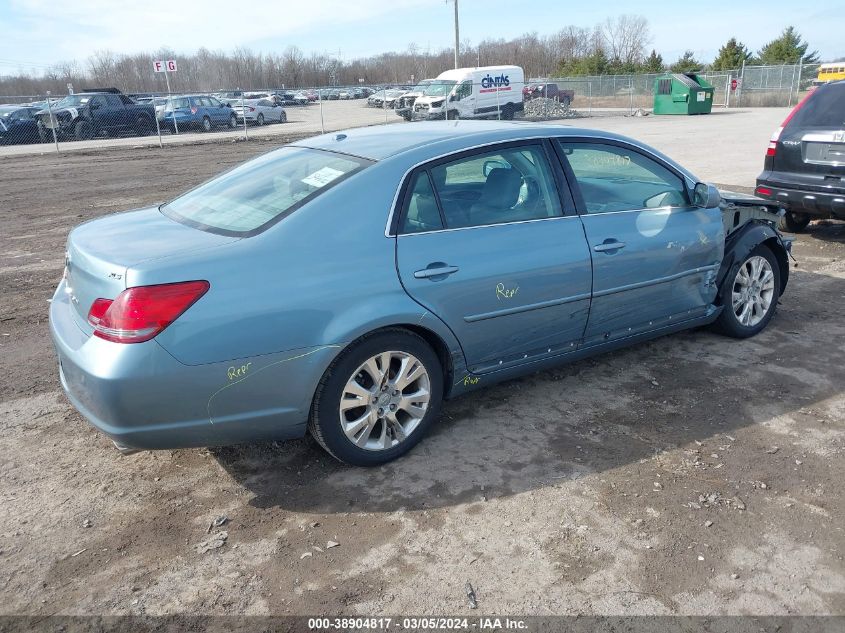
755 80 845 232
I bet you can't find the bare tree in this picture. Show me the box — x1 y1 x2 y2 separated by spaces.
600 14 651 66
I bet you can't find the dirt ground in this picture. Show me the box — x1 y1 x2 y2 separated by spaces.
0 136 843 618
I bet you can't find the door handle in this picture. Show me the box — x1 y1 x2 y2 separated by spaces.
414 265 459 279
593 240 627 253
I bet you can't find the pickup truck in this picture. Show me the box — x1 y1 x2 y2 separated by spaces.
523 82 574 107
36 89 156 141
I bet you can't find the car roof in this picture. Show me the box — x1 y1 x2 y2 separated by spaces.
291 120 661 163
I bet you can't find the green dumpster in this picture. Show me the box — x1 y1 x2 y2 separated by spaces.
653 73 714 115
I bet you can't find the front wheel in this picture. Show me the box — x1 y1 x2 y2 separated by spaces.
256 113 264 126
778 211 811 233
74 120 94 141
309 329 443 466
201 116 212 132
229 114 238 128
447 109 459 120
713 244 781 338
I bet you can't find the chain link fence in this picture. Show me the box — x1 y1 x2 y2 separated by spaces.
0 63 823 154
531 63 821 112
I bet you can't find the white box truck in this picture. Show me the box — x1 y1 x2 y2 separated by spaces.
412 65 525 120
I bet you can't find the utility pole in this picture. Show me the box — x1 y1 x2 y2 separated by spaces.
452 0 460 69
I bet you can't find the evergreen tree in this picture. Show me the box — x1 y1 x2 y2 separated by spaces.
758 27 819 64
643 49 664 73
712 38 752 70
669 51 703 73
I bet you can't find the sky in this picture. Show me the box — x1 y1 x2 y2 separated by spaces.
1 0 843 74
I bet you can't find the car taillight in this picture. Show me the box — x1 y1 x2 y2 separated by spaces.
249 107 255 112
755 186 773 197
766 90 814 158
87 281 209 344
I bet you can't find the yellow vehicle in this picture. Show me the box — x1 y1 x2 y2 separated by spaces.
816 63 845 85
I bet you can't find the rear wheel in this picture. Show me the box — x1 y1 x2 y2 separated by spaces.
501 103 515 120
201 116 212 132
229 114 238 128
778 211 811 233
134 115 152 136
713 244 781 338
256 113 264 126
309 329 443 466
560 96 572 108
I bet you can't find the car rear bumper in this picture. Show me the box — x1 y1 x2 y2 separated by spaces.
49 279 336 451
756 177 845 218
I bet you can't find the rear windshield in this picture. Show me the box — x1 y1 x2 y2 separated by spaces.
787 83 845 129
167 97 192 110
161 147 371 236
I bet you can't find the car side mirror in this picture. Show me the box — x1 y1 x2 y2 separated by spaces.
693 182 721 208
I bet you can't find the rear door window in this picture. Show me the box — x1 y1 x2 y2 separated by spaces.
426 145 562 229
787 83 845 129
161 147 371 236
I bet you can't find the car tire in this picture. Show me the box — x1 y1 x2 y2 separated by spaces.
713 244 781 339
256 113 264 126
778 211 811 233
201 116 212 132
229 114 238 128
37 123 50 143
134 115 152 136
501 104 515 120
308 328 443 466
74 120 94 141
447 110 459 120
560 96 572 108
280 111 286 123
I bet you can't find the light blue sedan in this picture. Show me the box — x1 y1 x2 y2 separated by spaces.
50 122 790 465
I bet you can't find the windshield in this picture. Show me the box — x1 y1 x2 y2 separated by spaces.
161 147 371 236
424 81 457 97
54 95 92 107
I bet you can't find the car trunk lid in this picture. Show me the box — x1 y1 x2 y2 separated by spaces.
64 207 238 328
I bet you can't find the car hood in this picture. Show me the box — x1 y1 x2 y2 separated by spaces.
718 189 780 212
36 106 78 118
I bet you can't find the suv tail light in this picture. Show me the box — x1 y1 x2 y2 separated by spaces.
766 91 814 157
87 281 209 343
249 106 255 112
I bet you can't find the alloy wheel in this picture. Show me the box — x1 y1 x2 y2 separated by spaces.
338 351 431 451
732 255 775 327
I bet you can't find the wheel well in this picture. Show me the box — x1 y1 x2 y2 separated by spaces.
764 236 790 293
398 324 454 393
331 324 455 397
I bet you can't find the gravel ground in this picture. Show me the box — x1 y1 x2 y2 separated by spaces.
0 123 843 618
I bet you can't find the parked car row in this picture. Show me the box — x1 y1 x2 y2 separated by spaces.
0 88 296 144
